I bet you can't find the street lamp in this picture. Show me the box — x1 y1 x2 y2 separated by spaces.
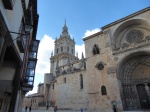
111 101 117 106
111 101 117 112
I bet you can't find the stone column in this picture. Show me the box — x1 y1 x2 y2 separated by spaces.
144 83 150 102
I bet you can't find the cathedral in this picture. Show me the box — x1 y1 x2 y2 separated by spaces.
24 7 150 112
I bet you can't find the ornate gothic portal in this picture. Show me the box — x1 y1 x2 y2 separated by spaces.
118 53 150 110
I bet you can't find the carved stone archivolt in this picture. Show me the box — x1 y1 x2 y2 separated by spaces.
145 35 150 40
118 55 150 110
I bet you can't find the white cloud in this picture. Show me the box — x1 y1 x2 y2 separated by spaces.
83 28 101 38
26 74 44 96
35 35 54 74
26 87 37 96
75 44 85 59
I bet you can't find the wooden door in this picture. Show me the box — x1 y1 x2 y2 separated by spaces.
137 84 150 109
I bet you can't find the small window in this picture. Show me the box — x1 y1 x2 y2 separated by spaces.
61 47 63 52
57 48 58 54
67 47 69 52
80 74 83 89
64 78 66 83
92 44 100 55
71 49 73 54
101 85 107 95
96 62 104 70
52 84 54 89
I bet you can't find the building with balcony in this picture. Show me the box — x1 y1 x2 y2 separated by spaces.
0 0 39 112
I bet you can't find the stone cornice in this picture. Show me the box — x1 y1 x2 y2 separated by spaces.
50 52 78 60
83 31 103 41
55 36 75 44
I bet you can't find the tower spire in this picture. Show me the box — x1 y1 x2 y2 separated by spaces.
61 19 70 38
64 18 66 27
81 52 84 59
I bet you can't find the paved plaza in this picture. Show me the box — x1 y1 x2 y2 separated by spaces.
22 108 81 112
22 110 80 112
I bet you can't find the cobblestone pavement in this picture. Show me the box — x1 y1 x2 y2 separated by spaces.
22 109 81 112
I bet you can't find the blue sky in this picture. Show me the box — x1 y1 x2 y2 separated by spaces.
27 0 150 95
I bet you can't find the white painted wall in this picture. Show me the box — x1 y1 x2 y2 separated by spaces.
0 61 16 80
0 0 25 61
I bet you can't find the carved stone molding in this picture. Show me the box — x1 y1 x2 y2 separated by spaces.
107 67 116 74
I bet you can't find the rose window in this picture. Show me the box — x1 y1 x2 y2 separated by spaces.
126 30 144 43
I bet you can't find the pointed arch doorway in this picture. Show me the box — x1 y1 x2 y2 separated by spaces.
117 52 150 111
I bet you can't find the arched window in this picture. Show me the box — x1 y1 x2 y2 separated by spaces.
52 83 54 89
80 74 83 89
92 44 100 55
101 85 107 95
64 77 66 83
57 48 58 54
61 47 63 52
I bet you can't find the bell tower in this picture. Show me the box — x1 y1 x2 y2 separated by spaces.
50 21 79 76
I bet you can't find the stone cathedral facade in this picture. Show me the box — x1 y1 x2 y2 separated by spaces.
24 7 150 112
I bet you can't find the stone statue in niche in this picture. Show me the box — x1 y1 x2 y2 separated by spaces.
55 67 62 76
67 65 74 73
